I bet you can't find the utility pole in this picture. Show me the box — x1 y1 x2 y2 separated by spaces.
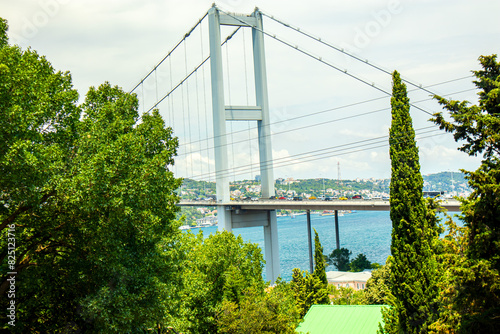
337 162 342 194
323 176 325 197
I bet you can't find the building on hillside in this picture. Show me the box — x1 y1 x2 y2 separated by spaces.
326 271 372 291
196 216 217 226
296 305 386 334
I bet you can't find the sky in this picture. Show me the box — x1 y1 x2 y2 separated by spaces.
2 0 499 181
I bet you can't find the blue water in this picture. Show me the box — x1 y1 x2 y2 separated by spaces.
195 211 393 281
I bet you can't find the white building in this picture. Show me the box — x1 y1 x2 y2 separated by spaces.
326 271 372 291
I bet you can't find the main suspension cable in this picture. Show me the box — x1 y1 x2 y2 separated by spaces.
129 10 209 94
219 9 433 116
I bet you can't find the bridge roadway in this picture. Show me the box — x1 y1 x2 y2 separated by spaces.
178 198 461 276
178 198 462 212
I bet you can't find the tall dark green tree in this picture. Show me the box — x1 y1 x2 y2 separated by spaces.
312 228 328 286
380 71 439 334
349 253 372 272
326 247 351 271
290 268 330 318
431 54 500 333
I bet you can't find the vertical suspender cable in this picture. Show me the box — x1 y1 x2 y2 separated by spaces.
180 72 188 178
141 84 145 113
242 28 254 181
200 22 212 184
196 69 204 184
184 42 194 178
225 42 236 182
155 68 159 104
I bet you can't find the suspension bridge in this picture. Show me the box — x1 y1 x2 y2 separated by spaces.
130 5 466 282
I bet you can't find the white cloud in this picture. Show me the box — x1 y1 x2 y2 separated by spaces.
2 0 497 180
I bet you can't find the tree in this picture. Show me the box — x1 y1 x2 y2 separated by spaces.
363 260 391 305
380 71 440 334
349 253 372 272
312 228 328 285
217 279 300 334
290 268 330 318
326 247 351 271
0 20 182 332
431 54 500 332
179 230 266 333
328 285 366 305
0 18 7 47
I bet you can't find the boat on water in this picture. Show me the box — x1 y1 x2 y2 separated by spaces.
320 210 344 217
199 221 216 227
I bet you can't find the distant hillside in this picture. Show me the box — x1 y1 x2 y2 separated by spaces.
180 171 471 199
423 171 470 193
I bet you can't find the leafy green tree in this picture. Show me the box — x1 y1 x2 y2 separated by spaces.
349 253 372 272
0 21 182 332
0 18 7 47
313 228 328 285
363 260 391 305
326 247 351 271
290 268 330 318
328 285 366 305
431 54 500 333
217 279 300 333
380 71 440 334
179 230 265 333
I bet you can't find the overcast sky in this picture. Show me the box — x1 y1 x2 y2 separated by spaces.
2 0 499 181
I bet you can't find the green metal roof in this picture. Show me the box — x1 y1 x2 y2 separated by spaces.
296 305 387 334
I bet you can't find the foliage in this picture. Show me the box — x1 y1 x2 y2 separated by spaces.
178 206 207 226
380 71 440 334
430 54 500 333
349 253 372 272
0 23 182 332
312 228 328 285
363 261 391 305
326 247 351 271
217 279 300 334
179 230 265 334
0 18 7 48
327 285 367 305
290 268 330 318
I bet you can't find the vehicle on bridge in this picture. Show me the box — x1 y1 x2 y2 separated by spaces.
423 191 445 198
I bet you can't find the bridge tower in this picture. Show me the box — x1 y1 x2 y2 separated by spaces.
208 5 280 282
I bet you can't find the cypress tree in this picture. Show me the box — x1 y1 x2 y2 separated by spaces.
291 268 329 318
313 228 328 286
381 71 439 333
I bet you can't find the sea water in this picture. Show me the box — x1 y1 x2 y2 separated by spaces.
196 210 393 281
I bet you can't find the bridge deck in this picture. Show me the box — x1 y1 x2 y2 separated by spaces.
178 199 461 212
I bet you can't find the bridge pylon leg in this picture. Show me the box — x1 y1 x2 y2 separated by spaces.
208 5 280 283
264 211 280 283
